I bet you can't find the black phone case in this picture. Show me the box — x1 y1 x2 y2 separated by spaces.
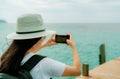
55 35 70 43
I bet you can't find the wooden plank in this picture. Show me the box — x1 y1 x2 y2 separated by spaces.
99 44 106 64
76 57 120 79
82 64 89 76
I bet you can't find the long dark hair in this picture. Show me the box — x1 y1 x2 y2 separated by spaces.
0 38 41 75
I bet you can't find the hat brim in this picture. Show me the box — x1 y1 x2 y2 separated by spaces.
7 30 56 40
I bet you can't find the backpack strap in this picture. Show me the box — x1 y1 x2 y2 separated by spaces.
21 55 46 71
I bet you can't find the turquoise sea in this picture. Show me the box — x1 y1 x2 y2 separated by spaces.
0 23 120 79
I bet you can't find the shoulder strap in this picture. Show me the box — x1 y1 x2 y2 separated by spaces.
21 55 46 71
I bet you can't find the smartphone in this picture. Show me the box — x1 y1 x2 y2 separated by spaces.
55 35 70 43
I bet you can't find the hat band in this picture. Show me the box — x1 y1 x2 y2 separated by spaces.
16 29 45 34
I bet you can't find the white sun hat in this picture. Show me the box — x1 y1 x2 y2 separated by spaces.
7 14 56 40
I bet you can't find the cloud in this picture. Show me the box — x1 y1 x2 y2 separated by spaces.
0 0 120 23
94 0 120 2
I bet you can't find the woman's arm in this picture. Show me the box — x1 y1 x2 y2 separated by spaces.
27 35 57 53
40 34 57 48
62 34 81 76
42 34 81 76
27 34 81 76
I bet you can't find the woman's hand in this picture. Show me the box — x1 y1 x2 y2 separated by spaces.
62 34 81 76
66 34 76 48
27 34 57 53
43 34 57 47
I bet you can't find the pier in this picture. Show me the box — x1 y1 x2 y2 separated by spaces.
76 44 120 79
76 57 120 79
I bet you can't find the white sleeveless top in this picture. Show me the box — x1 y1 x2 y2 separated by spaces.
21 53 65 79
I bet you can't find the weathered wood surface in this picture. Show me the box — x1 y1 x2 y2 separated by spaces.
76 57 120 79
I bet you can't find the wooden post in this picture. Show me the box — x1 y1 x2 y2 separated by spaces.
99 44 106 64
82 64 89 76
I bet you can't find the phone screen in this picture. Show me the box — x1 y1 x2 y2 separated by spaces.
55 35 70 43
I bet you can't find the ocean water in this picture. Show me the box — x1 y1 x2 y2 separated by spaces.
0 23 120 79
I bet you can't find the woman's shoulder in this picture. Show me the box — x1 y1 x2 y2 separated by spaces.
21 53 54 65
40 57 65 68
21 53 65 67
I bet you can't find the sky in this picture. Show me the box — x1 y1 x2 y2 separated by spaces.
0 0 120 23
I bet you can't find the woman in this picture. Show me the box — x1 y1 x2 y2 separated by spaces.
0 14 81 79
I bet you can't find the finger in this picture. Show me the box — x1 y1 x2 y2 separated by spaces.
51 34 56 39
66 33 71 38
51 41 57 45
52 38 57 43
66 33 70 35
66 39 70 46
49 41 57 46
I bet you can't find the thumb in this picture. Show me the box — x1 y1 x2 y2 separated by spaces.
66 39 70 46
50 34 56 39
